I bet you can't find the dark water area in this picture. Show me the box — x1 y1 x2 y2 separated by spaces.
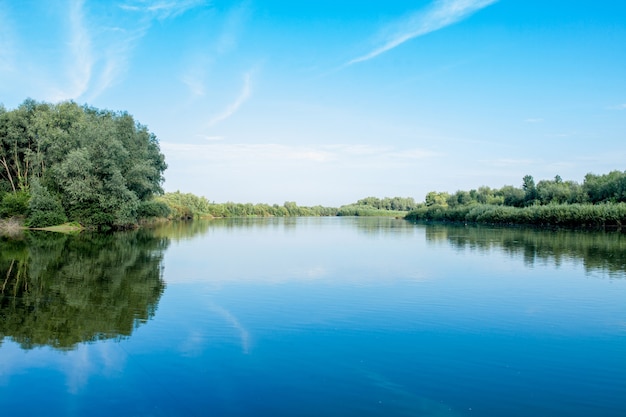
1 218 625 416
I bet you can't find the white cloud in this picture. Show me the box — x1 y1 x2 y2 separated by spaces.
50 0 209 102
93 1 207 99
40 0 95 102
64 0 93 100
207 70 253 126
215 2 249 54
120 0 207 20
160 142 444 205
524 118 543 123
607 103 626 110
179 2 251 100
346 0 498 66
181 65 210 97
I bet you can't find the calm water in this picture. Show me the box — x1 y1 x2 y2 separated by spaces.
1 217 625 416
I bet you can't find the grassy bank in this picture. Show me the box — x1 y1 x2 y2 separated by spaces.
31 222 85 233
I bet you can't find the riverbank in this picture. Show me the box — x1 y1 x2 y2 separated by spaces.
405 203 626 230
0 218 85 236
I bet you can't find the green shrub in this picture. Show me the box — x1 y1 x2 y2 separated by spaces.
0 190 31 217
25 180 67 227
137 200 171 219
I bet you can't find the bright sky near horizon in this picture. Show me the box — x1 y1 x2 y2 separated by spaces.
1 0 625 206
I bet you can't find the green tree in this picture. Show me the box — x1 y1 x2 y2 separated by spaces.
425 191 450 207
0 100 167 229
583 171 626 203
497 185 525 207
26 177 67 227
522 175 538 205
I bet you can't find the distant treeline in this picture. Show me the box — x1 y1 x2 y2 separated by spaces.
155 192 337 219
154 192 418 220
335 196 417 217
406 171 626 228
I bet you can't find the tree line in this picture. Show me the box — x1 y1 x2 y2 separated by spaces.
153 192 419 219
406 171 626 228
0 99 167 229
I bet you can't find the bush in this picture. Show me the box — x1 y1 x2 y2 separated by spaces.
337 205 406 217
0 190 31 217
26 180 67 227
407 202 626 229
137 200 171 219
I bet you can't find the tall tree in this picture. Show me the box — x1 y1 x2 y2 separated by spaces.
0 99 167 229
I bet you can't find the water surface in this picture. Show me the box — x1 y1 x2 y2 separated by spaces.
1 218 625 416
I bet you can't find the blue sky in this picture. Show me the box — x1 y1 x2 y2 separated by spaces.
1 0 625 206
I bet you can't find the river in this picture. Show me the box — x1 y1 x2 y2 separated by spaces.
1 217 625 416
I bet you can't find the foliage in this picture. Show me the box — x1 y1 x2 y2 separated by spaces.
157 192 339 219
0 190 30 217
352 196 418 211
155 193 431 220
406 202 626 229
335 196 417 217
156 191 213 219
137 199 171 219
25 178 67 227
405 170 626 228
336 205 407 217
425 191 450 207
583 171 626 203
0 99 167 229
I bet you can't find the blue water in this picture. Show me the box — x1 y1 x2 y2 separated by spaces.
1 218 625 416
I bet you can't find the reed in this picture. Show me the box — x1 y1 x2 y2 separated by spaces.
405 203 626 229
0 217 24 237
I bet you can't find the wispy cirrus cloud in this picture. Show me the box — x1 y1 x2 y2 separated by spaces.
216 1 250 54
207 70 254 126
346 0 498 66
64 0 93 100
43 0 94 102
182 64 210 97
119 0 207 20
161 142 442 204
607 103 626 110
180 2 250 99
55 0 208 102
84 0 208 100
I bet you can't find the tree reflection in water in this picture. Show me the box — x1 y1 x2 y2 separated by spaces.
0 229 168 350
425 224 626 276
